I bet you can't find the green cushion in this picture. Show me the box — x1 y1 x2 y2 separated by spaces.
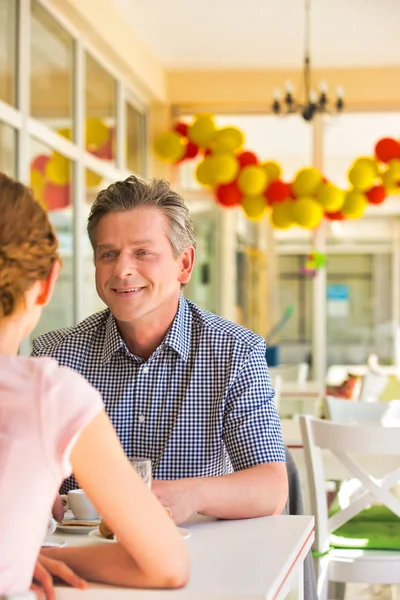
330 506 400 551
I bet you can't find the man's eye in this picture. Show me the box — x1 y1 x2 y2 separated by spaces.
100 251 116 259
137 250 150 256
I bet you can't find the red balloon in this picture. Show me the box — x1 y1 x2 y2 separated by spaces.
375 138 400 163
31 154 50 174
325 210 345 221
365 185 387 205
174 122 189 137
43 182 71 211
183 141 199 160
264 180 290 205
92 138 113 160
203 148 213 157
215 181 242 207
237 151 258 169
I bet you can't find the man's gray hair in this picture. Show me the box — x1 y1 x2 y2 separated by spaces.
87 175 196 257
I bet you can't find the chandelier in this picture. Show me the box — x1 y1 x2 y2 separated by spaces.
271 0 344 121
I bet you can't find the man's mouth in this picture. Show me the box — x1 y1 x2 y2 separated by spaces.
113 287 144 294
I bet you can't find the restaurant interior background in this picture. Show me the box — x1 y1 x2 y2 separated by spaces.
1 0 400 390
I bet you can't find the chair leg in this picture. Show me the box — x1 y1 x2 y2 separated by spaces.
328 581 345 600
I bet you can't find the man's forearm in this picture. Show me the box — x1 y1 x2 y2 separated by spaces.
194 463 288 519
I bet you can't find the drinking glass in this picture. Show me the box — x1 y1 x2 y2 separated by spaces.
129 457 152 488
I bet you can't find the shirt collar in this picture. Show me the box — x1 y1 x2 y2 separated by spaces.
162 295 191 362
101 295 192 364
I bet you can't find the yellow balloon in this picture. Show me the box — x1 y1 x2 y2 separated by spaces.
86 170 103 188
238 165 268 196
348 163 376 190
270 201 294 229
292 168 322 197
342 190 367 218
45 153 70 185
261 161 282 182
382 169 400 193
212 127 244 153
388 159 400 182
352 156 378 176
209 153 239 185
292 197 323 228
86 118 110 149
188 114 217 148
195 158 215 186
57 127 72 140
30 169 46 206
154 131 185 163
241 195 267 221
316 182 344 212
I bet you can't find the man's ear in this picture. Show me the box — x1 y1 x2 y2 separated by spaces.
178 246 195 285
36 261 60 307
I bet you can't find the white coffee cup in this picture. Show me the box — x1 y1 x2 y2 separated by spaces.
61 489 98 520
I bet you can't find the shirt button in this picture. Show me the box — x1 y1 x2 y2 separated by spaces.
138 415 145 423
142 366 149 373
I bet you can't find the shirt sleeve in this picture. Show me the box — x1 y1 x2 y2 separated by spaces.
223 340 286 470
37 359 104 480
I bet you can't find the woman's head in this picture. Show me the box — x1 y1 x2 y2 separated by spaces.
0 172 60 334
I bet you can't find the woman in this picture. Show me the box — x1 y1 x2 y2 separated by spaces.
0 173 189 597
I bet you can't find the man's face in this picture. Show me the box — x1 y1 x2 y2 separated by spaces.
94 207 194 326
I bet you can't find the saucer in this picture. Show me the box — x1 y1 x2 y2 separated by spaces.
88 526 191 542
57 519 100 534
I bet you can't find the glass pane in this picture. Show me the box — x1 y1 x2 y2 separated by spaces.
30 139 74 337
324 112 400 189
85 53 116 163
0 121 16 176
126 102 145 175
31 1 74 138
83 170 109 319
0 0 16 105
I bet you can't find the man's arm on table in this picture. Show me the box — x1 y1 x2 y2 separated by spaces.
153 340 288 524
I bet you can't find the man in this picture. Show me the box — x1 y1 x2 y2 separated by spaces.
33 175 288 524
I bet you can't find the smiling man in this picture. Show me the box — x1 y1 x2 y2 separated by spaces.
32 176 287 523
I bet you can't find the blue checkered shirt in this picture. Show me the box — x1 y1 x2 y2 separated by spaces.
32 296 285 493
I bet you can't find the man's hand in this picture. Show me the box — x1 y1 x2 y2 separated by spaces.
31 554 88 599
151 479 198 525
51 495 65 522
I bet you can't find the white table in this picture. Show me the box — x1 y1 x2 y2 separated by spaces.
279 383 323 418
50 515 314 600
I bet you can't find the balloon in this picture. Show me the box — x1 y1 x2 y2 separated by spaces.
341 190 367 218
215 181 242 207
180 141 199 161
195 158 215 186
43 182 71 211
352 157 378 176
375 138 400 163
316 182 344 212
45 153 70 185
325 210 345 221
241 195 267 221
261 161 282 182
187 114 217 147
292 197 324 228
238 165 268 196
348 163 376 190
154 131 186 163
86 170 103 188
86 118 110 150
212 127 244 153
174 121 189 137
30 169 46 206
237 151 258 168
382 169 400 194
92 137 114 160
365 185 387 205
57 127 72 140
31 154 50 174
270 201 294 229
209 153 239 185
265 180 290 205
292 168 322 197
388 159 400 182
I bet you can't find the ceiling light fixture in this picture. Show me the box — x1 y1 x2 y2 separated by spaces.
271 0 344 121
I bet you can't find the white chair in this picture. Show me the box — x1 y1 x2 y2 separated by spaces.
269 362 309 385
324 396 391 423
299 415 400 600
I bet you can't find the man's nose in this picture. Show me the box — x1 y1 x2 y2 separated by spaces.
112 253 136 279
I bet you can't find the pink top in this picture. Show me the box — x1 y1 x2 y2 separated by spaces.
0 356 103 594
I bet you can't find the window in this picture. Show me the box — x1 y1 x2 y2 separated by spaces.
0 0 16 106
126 102 146 175
0 121 16 176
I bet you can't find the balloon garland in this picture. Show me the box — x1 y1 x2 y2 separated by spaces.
30 119 114 211
154 113 400 229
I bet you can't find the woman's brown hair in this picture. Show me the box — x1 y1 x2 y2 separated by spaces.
0 172 60 319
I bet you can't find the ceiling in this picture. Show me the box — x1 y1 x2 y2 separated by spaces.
113 0 400 70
